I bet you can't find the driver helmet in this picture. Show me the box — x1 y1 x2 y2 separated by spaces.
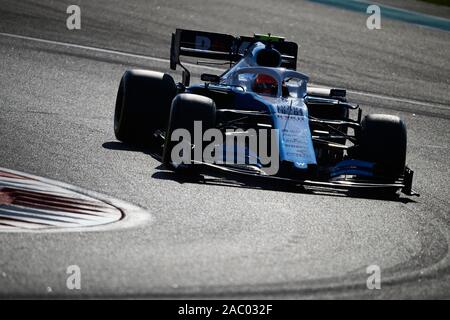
253 74 278 96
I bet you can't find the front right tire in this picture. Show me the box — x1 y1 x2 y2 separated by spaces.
114 69 177 144
162 93 216 169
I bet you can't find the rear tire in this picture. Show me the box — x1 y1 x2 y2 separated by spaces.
358 114 407 179
162 94 216 169
114 69 177 144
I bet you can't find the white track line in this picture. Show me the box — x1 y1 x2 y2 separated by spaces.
0 31 223 72
346 89 449 111
1 31 449 111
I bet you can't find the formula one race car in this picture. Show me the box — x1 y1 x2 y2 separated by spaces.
113 29 418 197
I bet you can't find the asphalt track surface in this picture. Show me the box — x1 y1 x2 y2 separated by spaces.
0 0 449 298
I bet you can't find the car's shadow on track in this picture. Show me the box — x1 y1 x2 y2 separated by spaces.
103 141 417 204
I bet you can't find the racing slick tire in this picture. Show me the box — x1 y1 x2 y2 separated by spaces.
114 69 177 144
359 114 407 179
162 93 216 169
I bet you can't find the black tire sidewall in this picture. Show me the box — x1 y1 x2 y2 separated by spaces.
114 70 177 144
163 93 216 168
359 114 407 178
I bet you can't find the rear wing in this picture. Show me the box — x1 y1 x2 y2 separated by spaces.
170 29 298 72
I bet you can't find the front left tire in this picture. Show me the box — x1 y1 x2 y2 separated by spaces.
358 114 407 179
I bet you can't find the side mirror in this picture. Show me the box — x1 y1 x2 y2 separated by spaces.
182 70 190 86
170 33 178 70
201 73 220 83
330 88 346 98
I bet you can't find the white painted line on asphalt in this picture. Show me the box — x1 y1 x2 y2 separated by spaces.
410 144 448 149
0 31 223 72
0 32 169 63
1 31 449 111
346 89 450 111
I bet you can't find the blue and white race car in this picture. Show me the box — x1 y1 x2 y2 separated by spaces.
113 29 417 197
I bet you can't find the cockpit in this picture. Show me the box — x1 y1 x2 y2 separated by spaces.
224 68 308 99
220 42 309 99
